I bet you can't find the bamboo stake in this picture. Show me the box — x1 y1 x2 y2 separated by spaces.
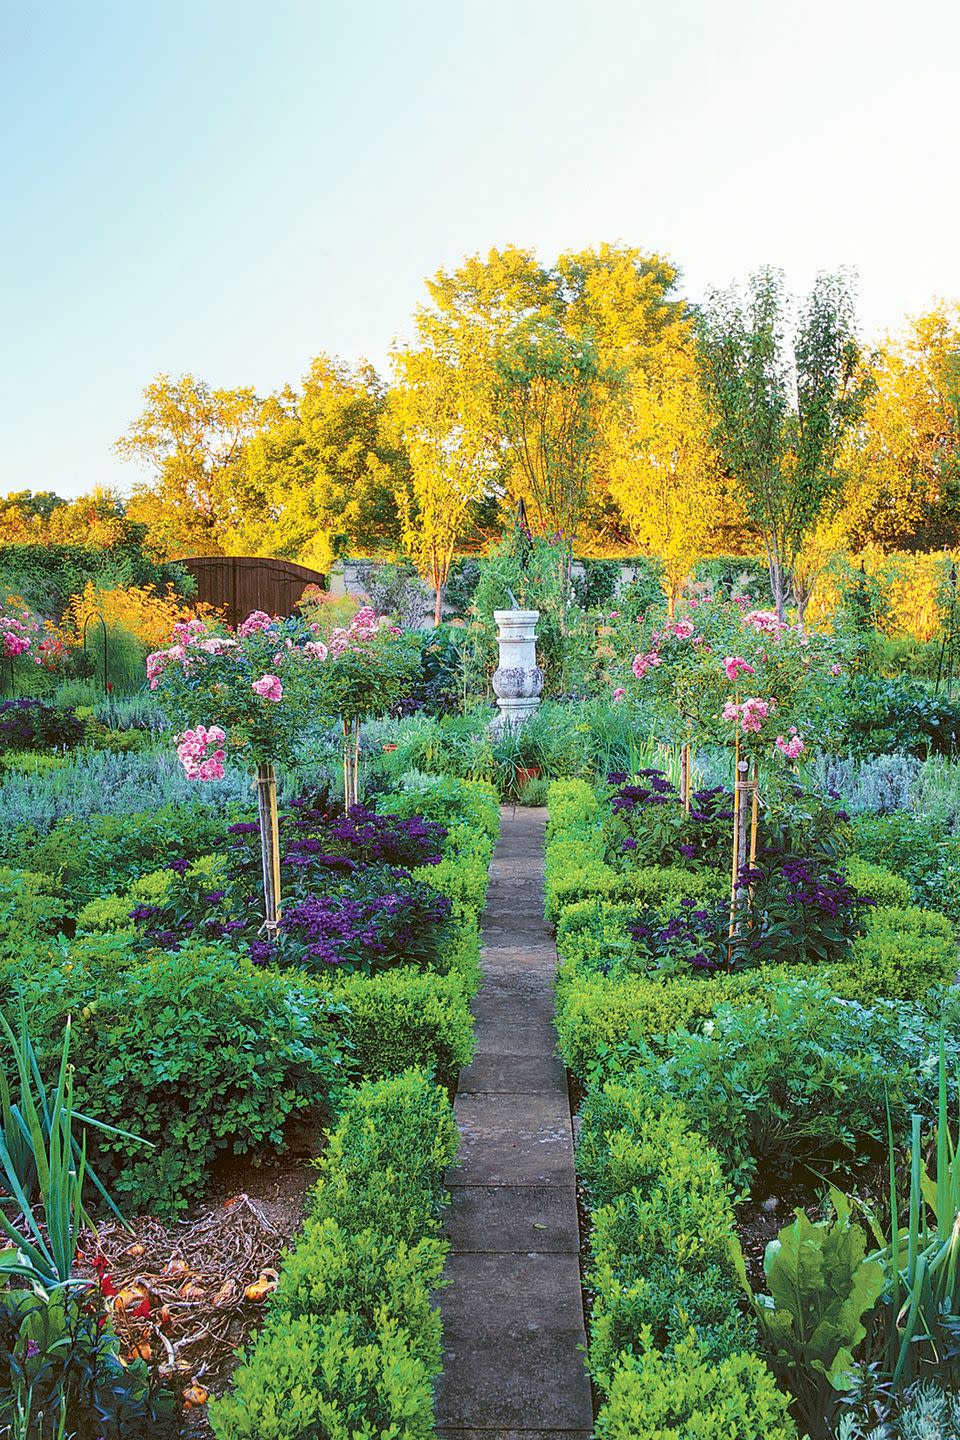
729 731 741 945
681 723 692 813
255 762 281 941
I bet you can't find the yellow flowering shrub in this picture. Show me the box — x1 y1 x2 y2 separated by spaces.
66 582 221 650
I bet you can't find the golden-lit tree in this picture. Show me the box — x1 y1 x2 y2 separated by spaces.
608 343 722 614
225 356 405 570
117 375 275 557
837 304 960 551
390 340 495 624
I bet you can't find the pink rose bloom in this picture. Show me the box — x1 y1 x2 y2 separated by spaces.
776 733 805 760
2 632 30 658
723 656 755 682
632 651 663 679
196 636 236 655
722 700 741 723
688 599 699 609
608 611 620 620
303 640 328 661
146 648 173 688
739 697 773 733
175 726 227 780
350 606 378 636
830 662 842 676
612 687 626 702
252 673 283 701
238 610 275 637
172 618 210 646
743 610 787 635
673 620 695 639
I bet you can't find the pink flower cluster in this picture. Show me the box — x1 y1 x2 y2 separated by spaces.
611 687 626 702
776 729 805 760
632 651 663 679
1 617 31 659
176 725 226 781
742 610 788 636
303 640 329 661
723 655 755 683
722 696 775 733
830 662 842 676
329 605 383 657
252 673 283 702
237 610 276 638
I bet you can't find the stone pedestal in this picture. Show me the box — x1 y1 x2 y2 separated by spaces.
490 609 544 735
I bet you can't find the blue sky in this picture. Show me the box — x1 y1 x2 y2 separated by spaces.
3 0 959 499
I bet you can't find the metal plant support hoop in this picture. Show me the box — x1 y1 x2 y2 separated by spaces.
82 612 109 695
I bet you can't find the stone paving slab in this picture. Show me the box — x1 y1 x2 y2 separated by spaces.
450 1092 573 1187
471 989 556 1029
437 1254 593 1432
457 1050 568 1095
438 808 592 1436
443 1184 580 1253
468 1022 560 1058
440 1432 592 1440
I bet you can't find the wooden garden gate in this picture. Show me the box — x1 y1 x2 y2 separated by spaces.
178 556 326 630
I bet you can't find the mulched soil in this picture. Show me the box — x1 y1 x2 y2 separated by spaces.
74 1152 316 1437
736 1179 823 1290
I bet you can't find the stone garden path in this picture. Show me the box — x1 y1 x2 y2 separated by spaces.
436 807 593 1440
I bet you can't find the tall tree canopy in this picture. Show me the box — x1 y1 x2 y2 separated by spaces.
835 304 960 551
697 268 865 617
607 339 723 613
117 375 274 556
390 335 496 623
402 242 687 545
227 356 405 570
495 317 621 557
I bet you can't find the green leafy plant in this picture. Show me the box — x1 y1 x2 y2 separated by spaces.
755 1191 884 1438
866 1032 960 1392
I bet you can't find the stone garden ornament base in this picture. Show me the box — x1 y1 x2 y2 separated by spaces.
490 609 544 735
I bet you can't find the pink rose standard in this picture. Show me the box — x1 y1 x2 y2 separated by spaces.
252 673 283 702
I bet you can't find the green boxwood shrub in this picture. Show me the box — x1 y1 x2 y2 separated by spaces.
581 1088 754 1375
595 1336 797 1440
209 1071 456 1440
843 856 911 908
331 967 475 1084
837 903 957 1000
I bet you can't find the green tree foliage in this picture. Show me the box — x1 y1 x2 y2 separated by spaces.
401 243 687 548
117 374 275 557
697 269 865 617
838 304 960 551
228 355 406 570
495 316 622 558
390 337 496 623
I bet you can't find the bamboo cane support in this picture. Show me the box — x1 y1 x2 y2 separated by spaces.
681 730 692 812
255 761 281 941
729 751 756 949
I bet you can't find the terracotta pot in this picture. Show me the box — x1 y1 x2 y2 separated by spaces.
515 765 541 786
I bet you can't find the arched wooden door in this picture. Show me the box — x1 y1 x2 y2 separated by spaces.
179 556 327 630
